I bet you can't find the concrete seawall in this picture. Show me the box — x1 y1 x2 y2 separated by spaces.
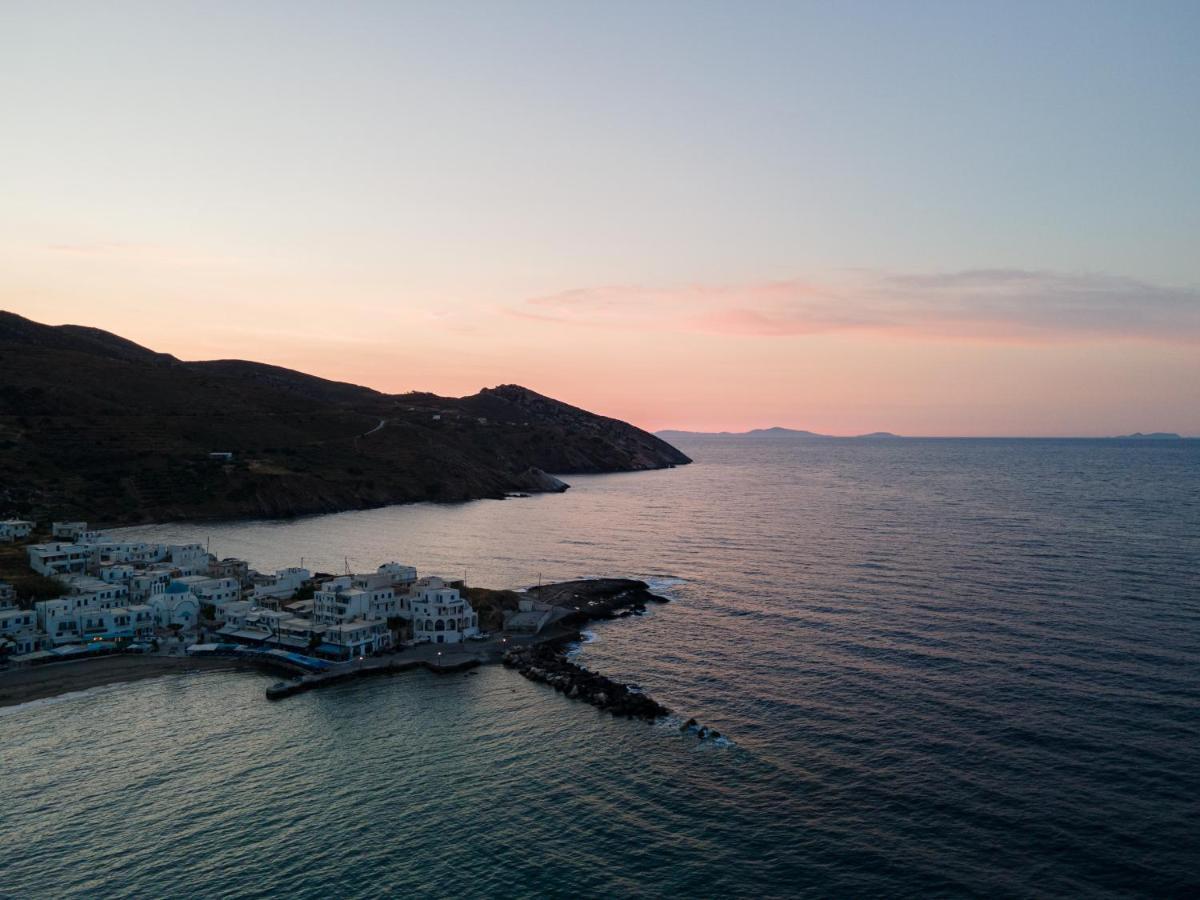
265 653 480 700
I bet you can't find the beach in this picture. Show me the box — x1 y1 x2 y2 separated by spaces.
0 655 246 709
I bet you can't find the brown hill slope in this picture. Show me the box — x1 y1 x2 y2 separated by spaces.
0 311 689 524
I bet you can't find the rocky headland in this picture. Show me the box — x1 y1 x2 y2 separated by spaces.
0 311 690 524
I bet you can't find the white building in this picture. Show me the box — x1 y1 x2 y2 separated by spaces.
96 564 168 602
76 605 155 642
126 604 157 639
504 597 554 634
27 543 89 576
0 607 39 653
170 575 240 610
410 577 479 644
35 597 82 644
313 577 396 625
321 620 391 658
211 599 256 626
0 520 34 543
275 616 326 651
86 540 146 566
62 575 130 607
51 521 89 540
377 562 418 591
250 567 310 605
0 580 15 608
168 544 210 575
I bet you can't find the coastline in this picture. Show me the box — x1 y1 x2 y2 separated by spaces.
0 655 252 709
0 579 665 711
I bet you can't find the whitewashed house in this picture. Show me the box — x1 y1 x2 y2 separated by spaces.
275 616 326 651
320 620 392 658
313 577 396 625
62 575 130 607
35 597 82 644
168 544 210 575
0 608 39 654
96 565 169 604
126 604 157 640
249 567 310 605
211 599 256 626
51 521 89 540
410 577 479 644
0 520 34 543
0 580 15 608
377 562 418 592
170 575 240 610
27 543 89 576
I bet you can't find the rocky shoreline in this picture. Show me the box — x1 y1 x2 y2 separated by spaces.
530 578 671 621
503 642 670 720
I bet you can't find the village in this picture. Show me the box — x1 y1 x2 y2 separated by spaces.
0 516 689 724
0 517 573 670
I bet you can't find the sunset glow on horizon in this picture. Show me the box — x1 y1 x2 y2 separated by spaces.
3 1 1198 437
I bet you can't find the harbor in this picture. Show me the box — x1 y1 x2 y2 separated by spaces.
1 520 683 718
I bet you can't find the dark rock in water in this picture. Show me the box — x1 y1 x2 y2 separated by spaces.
503 643 670 721
681 717 698 732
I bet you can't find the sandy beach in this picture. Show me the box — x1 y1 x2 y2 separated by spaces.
0 655 251 709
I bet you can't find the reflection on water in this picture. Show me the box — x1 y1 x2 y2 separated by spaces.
4 438 1198 897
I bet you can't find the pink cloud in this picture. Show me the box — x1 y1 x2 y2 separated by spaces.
514 270 1200 343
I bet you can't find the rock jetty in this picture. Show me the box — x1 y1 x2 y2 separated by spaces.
503 643 670 721
530 578 670 621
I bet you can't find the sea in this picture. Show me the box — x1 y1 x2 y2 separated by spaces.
3 437 1198 899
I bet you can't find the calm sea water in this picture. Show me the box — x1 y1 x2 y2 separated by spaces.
4 438 1199 898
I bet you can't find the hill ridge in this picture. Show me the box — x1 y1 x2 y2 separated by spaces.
0 311 689 523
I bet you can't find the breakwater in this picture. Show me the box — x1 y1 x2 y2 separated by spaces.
502 642 670 720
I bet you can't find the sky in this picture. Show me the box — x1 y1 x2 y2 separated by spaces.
2 0 1198 436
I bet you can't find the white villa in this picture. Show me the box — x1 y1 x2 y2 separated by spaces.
410 577 479 644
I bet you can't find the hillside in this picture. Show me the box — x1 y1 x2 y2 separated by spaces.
0 311 690 524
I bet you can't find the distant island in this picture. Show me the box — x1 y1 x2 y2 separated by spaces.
0 311 690 524
657 427 903 440
1112 432 1183 440
661 428 1193 441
